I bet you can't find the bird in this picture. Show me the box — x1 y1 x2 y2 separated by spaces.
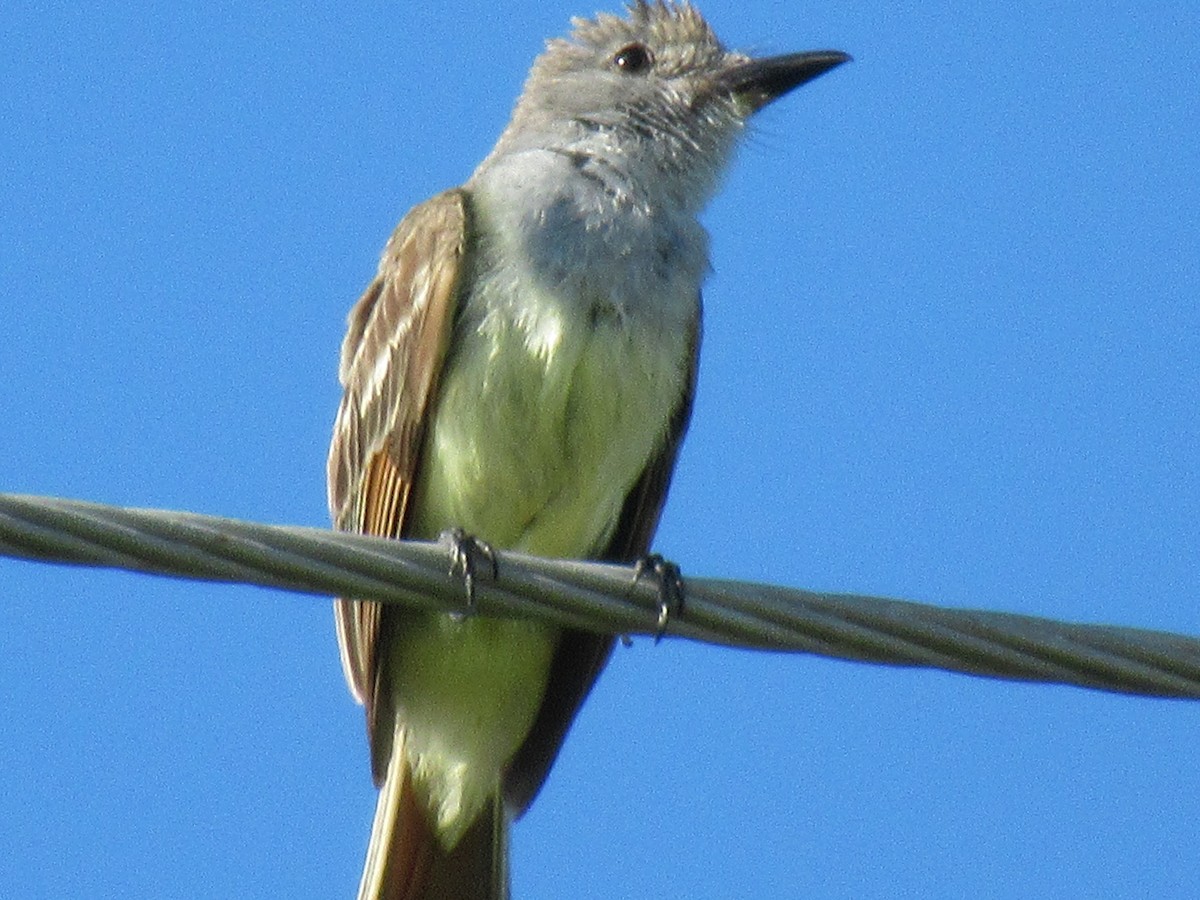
326 3 848 897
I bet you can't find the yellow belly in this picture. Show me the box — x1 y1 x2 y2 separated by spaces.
395 282 691 848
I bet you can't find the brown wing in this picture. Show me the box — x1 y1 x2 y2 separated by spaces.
327 188 469 780
501 304 703 815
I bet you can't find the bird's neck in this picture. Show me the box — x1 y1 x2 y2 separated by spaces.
465 144 710 329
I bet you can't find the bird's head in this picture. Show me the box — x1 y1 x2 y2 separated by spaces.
491 1 849 210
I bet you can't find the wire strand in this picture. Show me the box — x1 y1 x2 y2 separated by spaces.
1 492 1197 699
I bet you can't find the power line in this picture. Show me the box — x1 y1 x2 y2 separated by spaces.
2 492 1197 699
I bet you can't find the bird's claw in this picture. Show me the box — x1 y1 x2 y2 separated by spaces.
440 527 498 613
632 553 685 641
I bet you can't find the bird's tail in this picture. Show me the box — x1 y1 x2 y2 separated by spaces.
357 729 509 900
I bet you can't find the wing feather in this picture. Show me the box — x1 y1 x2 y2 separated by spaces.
328 189 469 777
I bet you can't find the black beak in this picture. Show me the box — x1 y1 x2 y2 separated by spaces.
725 50 851 111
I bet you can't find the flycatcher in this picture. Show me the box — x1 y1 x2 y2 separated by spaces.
327 3 847 897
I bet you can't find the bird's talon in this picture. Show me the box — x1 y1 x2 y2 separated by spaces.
632 553 685 641
440 528 498 612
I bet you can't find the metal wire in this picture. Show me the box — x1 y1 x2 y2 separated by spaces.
2 492 1198 699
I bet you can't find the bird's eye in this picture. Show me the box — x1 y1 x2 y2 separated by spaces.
612 43 654 74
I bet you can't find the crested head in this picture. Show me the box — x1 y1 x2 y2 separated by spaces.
477 2 848 213
485 2 742 211
555 1 726 82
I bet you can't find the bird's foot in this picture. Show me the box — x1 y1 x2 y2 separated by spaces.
439 528 498 614
632 553 685 641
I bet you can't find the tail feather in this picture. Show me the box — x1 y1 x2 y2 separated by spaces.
421 797 507 900
357 729 509 900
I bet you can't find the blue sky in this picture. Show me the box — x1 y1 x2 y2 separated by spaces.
3 2 1198 898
